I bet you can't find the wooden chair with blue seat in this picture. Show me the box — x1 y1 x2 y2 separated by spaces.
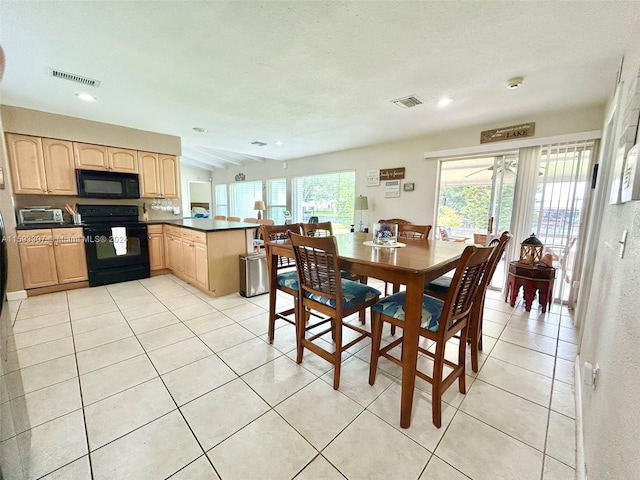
288 231 381 389
262 223 304 343
369 244 494 427
303 221 368 322
425 231 511 372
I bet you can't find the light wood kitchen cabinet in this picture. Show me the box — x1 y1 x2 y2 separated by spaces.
194 242 209 288
74 142 109 170
182 239 196 280
17 228 88 289
75 143 139 173
139 152 179 198
6 134 77 195
162 226 209 290
165 233 184 273
53 228 88 283
159 154 179 198
17 230 58 288
148 225 165 270
107 147 139 173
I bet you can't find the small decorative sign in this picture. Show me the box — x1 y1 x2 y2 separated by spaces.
403 182 414 192
480 122 535 144
384 180 401 198
380 167 405 180
366 169 380 186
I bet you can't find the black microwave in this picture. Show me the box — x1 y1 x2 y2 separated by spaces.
76 169 140 199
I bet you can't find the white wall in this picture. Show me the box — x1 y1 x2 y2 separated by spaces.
577 27 640 479
214 105 605 233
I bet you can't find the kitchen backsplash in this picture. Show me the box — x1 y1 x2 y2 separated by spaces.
13 195 181 224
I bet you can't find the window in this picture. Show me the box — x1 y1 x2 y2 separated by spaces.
214 184 228 217
267 178 287 223
291 171 355 232
229 180 263 219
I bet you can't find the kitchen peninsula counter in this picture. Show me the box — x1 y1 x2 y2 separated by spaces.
154 218 258 232
151 219 258 297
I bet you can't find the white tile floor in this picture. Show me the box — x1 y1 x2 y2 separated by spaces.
0 274 577 479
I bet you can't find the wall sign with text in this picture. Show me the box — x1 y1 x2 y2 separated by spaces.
380 167 405 180
480 122 535 144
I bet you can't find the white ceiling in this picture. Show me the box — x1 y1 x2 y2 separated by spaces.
1 1 639 170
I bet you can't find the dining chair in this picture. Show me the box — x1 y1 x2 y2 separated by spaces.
302 221 368 313
383 225 431 298
301 221 333 237
257 218 275 226
369 244 494 427
226 216 241 222
243 217 259 224
378 218 412 228
213 215 226 220
398 224 432 239
261 223 303 343
288 231 381 389
425 231 511 372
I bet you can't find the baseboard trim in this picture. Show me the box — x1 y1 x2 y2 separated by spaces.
6 290 27 301
575 354 587 480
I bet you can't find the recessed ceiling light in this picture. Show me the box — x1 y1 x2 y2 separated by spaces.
437 97 454 108
275 140 283 146
192 127 207 133
75 92 97 102
507 77 524 89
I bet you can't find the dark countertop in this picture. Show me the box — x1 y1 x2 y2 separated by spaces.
16 223 85 230
160 218 258 232
16 219 259 233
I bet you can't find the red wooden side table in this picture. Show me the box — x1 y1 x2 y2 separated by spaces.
505 261 556 313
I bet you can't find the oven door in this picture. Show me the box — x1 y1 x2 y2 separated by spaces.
83 223 150 286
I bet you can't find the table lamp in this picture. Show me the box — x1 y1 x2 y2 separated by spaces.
354 195 368 232
254 200 266 219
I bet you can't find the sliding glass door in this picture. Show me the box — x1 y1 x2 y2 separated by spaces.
437 154 517 289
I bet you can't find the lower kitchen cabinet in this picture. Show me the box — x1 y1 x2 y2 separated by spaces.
17 228 88 289
162 225 255 296
148 225 165 270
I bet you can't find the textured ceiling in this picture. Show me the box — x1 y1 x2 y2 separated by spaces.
1 1 639 170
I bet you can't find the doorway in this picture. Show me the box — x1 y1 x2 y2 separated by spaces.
187 180 213 217
437 153 518 290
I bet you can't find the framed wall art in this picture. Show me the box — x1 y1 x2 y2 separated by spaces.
384 180 400 198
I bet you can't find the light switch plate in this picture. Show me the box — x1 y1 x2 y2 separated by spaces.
619 229 628 258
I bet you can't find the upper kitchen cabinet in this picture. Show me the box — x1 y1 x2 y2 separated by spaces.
138 152 179 198
108 147 139 173
159 154 179 198
74 142 109 170
6 133 77 195
75 143 139 173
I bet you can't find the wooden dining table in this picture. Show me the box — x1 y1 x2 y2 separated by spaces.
266 231 468 428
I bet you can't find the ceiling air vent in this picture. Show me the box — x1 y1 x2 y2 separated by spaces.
391 95 423 108
48 68 101 87
250 141 267 147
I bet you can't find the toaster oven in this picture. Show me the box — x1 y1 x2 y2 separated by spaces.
18 208 64 225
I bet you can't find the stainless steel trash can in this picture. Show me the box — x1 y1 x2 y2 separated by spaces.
239 253 269 297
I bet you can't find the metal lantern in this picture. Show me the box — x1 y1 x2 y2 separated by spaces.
519 233 543 265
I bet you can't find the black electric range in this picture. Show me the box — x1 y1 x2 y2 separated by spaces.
78 205 150 287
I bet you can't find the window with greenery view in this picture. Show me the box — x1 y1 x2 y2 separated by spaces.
291 171 355 232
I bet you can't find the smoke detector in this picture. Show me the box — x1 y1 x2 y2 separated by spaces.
507 77 524 89
390 95 424 108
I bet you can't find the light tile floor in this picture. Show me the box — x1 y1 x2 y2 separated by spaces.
1 274 577 479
